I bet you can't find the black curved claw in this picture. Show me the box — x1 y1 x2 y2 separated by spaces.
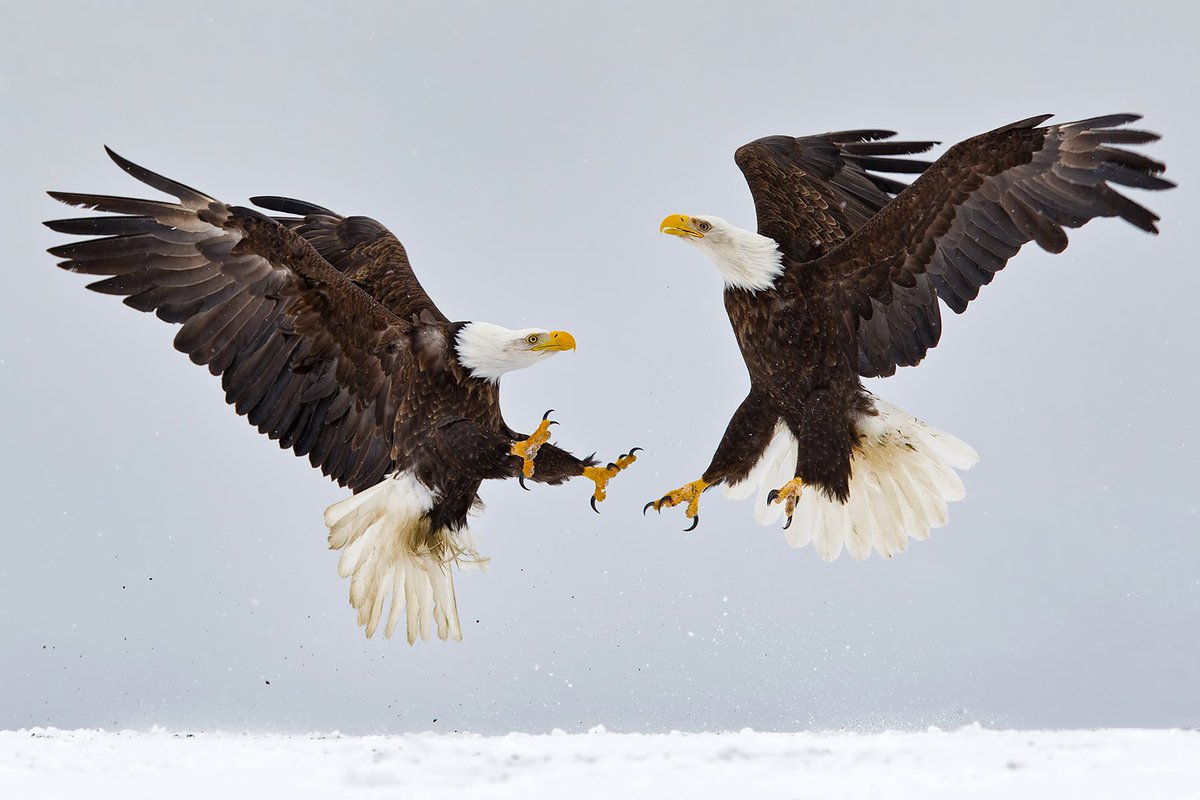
767 489 780 505
782 514 793 531
542 409 555 420
627 447 644 456
518 473 530 491
607 462 618 471
683 515 700 532
590 495 601 514
643 501 656 516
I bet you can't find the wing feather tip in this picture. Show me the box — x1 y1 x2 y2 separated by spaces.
1063 112 1144 130
102 145 145 178
1002 113 1056 132
47 190 84 207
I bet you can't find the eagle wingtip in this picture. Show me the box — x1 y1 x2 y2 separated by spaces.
998 113 1055 132
103 144 130 169
249 195 339 217
1059 112 1146 131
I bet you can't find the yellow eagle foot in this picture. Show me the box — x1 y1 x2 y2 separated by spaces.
643 478 710 532
582 448 642 513
511 409 558 488
767 478 805 530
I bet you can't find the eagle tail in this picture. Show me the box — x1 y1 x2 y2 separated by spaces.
735 396 978 560
323 473 485 643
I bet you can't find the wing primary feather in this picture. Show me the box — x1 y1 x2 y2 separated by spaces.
103 147 213 207
43 216 158 236
846 155 933 174
250 195 339 216
48 192 207 226
845 140 940 156
993 113 1056 132
1059 113 1142 129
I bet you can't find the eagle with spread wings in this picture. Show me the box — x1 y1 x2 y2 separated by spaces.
647 114 1172 560
46 149 638 643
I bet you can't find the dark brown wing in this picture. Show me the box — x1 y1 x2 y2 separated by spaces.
46 148 418 491
807 114 1173 372
734 130 936 262
251 196 449 324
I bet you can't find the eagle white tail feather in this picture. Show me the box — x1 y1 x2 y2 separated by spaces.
724 396 978 560
323 472 484 643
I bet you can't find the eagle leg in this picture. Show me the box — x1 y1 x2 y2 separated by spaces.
510 410 559 479
583 448 642 513
766 478 805 529
643 479 710 531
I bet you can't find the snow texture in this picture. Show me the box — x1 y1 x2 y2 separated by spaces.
2 726 1197 799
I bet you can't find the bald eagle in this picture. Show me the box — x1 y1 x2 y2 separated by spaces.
647 114 1172 560
46 148 638 643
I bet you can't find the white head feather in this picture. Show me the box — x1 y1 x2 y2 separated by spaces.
661 214 784 292
454 322 576 382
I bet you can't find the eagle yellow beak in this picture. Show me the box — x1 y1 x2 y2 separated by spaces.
532 330 577 352
660 214 702 238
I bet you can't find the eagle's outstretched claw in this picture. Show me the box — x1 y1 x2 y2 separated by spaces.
583 447 641 513
644 478 709 531
511 412 558 479
767 477 804 529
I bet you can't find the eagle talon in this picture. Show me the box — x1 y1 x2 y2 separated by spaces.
767 478 805 529
511 413 558 479
582 447 639 513
684 515 700 532
644 479 709 528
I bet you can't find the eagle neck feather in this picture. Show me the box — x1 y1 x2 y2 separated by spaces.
706 224 784 292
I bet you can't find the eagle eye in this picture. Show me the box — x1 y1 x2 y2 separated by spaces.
697 220 712 232
526 333 540 345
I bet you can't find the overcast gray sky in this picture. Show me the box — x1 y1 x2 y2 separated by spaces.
2 0 1196 734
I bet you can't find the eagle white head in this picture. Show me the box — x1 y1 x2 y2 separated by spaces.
660 213 783 292
455 322 577 382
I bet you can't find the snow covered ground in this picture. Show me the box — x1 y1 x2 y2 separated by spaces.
2 726 1197 799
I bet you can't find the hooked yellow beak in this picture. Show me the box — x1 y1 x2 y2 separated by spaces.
531 330 577 352
660 214 702 238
